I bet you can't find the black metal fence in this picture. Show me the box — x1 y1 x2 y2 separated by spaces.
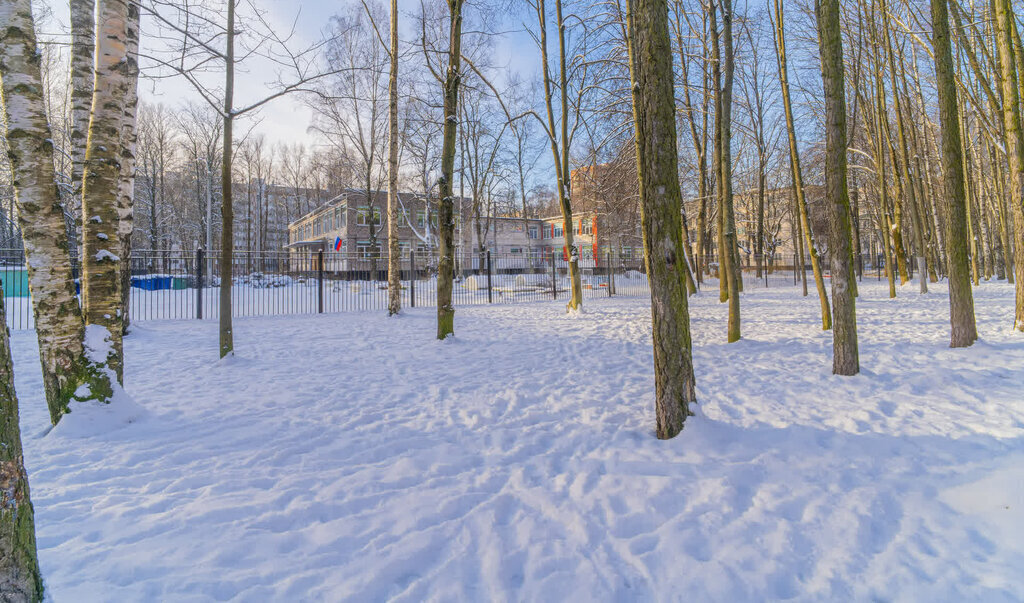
693 251 893 290
0 248 903 330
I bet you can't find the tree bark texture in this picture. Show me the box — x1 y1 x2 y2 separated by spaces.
625 0 697 440
219 0 236 357
0 0 91 422
82 0 134 387
931 0 978 347
117 0 140 339
436 0 463 339
994 0 1024 331
386 0 401 317
69 0 96 242
816 0 859 375
0 285 43 601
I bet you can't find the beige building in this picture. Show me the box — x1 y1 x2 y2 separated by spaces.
285 188 644 274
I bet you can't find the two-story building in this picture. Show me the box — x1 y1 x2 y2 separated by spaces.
285 181 645 276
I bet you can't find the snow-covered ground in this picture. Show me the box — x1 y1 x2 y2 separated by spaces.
11 279 1024 601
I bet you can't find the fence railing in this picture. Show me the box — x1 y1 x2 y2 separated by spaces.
0 248 902 330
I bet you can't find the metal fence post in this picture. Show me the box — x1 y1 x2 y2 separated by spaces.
409 250 416 308
196 248 204 319
317 249 324 313
550 252 557 300
607 251 613 296
486 250 493 304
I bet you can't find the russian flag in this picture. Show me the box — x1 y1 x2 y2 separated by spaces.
334 237 342 251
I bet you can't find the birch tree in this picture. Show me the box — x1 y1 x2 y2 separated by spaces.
69 0 95 243
0 0 103 422
145 0 343 356
386 0 401 316
624 0 696 439
81 0 139 384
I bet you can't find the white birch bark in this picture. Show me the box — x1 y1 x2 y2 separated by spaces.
81 0 134 389
69 0 96 242
117 1 140 340
0 0 91 423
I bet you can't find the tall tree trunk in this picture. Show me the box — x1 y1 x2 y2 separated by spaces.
118 1 140 339
881 0 928 293
0 0 92 422
794 187 808 296
932 0 978 346
994 0 1024 330
69 0 95 250
625 0 696 440
537 0 583 312
386 0 401 316
82 0 135 386
219 0 236 357
436 0 463 339
710 0 740 342
816 0 859 375
0 284 43 602
870 80 898 298
774 0 830 329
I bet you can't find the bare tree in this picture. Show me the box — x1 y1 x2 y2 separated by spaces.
710 0 740 342
816 0 859 375
386 0 402 316
930 0 976 347
624 0 697 439
144 0 342 357
420 0 465 339
528 0 586 312
308 5 389 267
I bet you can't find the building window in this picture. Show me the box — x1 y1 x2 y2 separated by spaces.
554 226 563 237
335 207 345 228
416 210 427 229
356 240 381 258
529 226 538 240
356 207 381 226
510 247 523 254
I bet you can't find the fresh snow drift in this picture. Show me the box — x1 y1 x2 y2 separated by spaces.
11 280 1024 600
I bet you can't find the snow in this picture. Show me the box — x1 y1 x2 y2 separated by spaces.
82 324 114 365
10 279 1024 600
94 250 120 262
